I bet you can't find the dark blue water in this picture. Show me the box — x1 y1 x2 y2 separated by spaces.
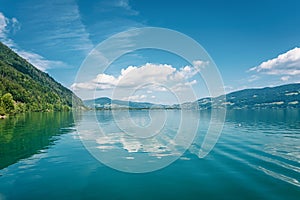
0 110 299 199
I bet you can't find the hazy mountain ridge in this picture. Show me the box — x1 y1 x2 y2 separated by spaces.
84 83 300 110
84 97 160 109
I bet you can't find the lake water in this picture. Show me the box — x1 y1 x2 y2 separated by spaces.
0 110 299 199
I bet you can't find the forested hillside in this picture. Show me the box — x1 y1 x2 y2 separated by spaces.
0 42 83 115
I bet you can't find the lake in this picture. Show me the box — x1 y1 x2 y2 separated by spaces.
0 110 299 199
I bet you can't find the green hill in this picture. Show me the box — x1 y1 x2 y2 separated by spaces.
0 42 83 115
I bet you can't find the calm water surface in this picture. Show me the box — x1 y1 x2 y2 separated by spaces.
0 110 299 199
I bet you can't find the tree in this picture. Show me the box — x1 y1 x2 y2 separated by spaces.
1 93 15 114
15 102 26 113
0 106 5 115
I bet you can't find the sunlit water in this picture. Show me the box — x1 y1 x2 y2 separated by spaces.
0 110 299 199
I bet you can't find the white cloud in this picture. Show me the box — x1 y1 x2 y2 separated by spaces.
11 17 20 33
149 85 168 92
117 63 175 87
193 60 209 70
248 75 260 82
249 47 300 78
121 94 147 101
71 60 207 92
72 63 174 90
280 76 290 81
0 12 17 47
17 50 69 71
185 80 197 86
0 12 8 38
0 13 20 44
114 0 139 15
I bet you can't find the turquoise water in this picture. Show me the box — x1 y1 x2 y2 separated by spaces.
0 110 299 199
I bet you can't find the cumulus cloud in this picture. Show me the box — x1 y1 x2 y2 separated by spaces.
249 47 300 78
193 60 209 70
71 61 207 92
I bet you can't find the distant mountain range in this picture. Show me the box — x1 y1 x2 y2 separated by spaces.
190 83 300 110
0 42 83 114
84 83 300 110
84 97 158 109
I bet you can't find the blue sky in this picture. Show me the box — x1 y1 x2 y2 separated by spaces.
0 0 300 103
